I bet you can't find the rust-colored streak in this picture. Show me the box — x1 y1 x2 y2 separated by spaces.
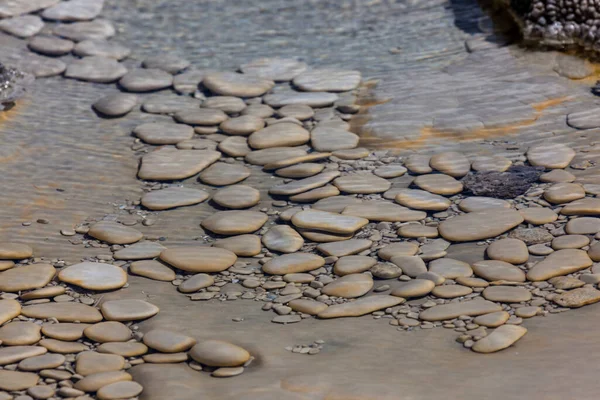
531 96 572 112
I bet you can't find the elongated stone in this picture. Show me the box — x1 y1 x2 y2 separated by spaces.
342 202 426 222
138 148 221 181
269 171 340 196
0 263 55 292
291 210 368 234
0 299 21 326
322 274 373 298
262 253 325 275
22 303 102 323
316 239 372 257
317 295 404 319
438 209 524 242
527 249 593 281
471 325 527 353
160 247 236 273
419 299 502 321
100 300 159 321
201 211 268 235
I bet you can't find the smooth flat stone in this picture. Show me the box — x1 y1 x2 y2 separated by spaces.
248 123 309 149
455 276 489 287
290 185 340 203
544 183 585 204
134 122 194 145
316 239 372 257
240 58 307 81
472 311 510 327
84 322 131 343
219 136 252 157
334 174 391 194
203 72 274 97
41 323 89 341
189 340 250 367
561 198 600 215
54 19 114 41
283 273 315 283
471 260 526 282
391 279 435 298
178 273 215 293
528 244 554 256
519 207 558 225
458 197 510 212
119 68 173 92
288 299 328 315
242 104 275 118
0 370 39 391
262 253 325 275
389 256 427 277
428 258 472 278
100 300 159 321
527 143 575 169
142 94 198 115
0 322 41 345
5 52 65 77
0 346 47 365
28 35 73 56
515 306 541 318
88 221 142 245
172 69 214 94
174 108 228 126
59 262 126 291
413 174 463 195
73 39 131 60
278 104 314 120
0 260 14 271
293 68 361 91
269 170 340 196
487 238 529 264
93 93 137 117
263 92 338 107
565 217 600 234
589 242 600 261
212 185 260 209
405 154 432 174
202 211 267 235
41 0 104 21
221 116 265 136
394 189 451 211
142 329 196 353
0 0 60 17
198 162 250 186
553 287 600 308
213 235 262 257
482 286 531 302
203 96 246 114
419 299 502 321
276 163 325 178
472 325 527 353
41 340 87 354
18 353 65 371
65 56 126 83
0 263 55 292
342 202 426 222
245 147 307 166
322 274 373 298
429 151 471 177
74 371 132 392
549 276 586 289
113 241 166 261
97 342 148 357
291 210 368 234
527 249 593 281
0 15 43 37
310 127 359 151
333 256 377 276
97 381 143 399
138 148 221 181
540 169 576 183
374 165 407 178
378 243 419 260
397 224 438 238
129 260 175 281
0 299 23 326
471 155 511 172
0 242 33 259
438 208 524 242
141 187 208 211
298 229 353 243
313 195 362 213
160 247 236 273
552 234 589 250
22 303 102 323
262 225 304 253
76 352 125 376
317 295 403 319
431 285 473 298
140 54 189 73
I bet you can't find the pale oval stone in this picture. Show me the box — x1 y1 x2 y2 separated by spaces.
73 39 131 60
219 136 252 157
76 352 125 376
515 306 541 318
93 93 137 117
528 243 554 256
288 299 328 315
0 322 41 345
310 127 359 152
179 274 215 293
143 351 189 363
0 263 55 292
97 380 143 399
248 123 310 149
97 342 148 357
397 224 438 238
553 287 600 308
38 338 87 354
242 104 274 118
429 151 471 177
262 225 304 253
220 116 265 136
189 340 250 367
419 299 502 321
438 208 524 242
333 174 391 194
213 235 261 257
313 195 362 213
471 260 526 282
374 165 407 178
293 69 360 92
283 273 314 283
0 370 39 391
160 247 236 273
278 104 314 120
405 154 432 174
84 322 131 343
198 162 250 186
203 72 274 97
544 183 585 204
21 285 66 300
0 242 33 259
245 147 307 166
527 143 575 169
565 217 600 234
391 279 435 298
0 14 43 38
143 329 196 353
263 152 331 170
471 155 511 172
540 169 576 183
552 234 590 250
41 323 89 341
276 163 325 179
390 256 427 277
321 274 373 298
138 148 221 181
262 253 325 275
332 147 370 160
549 276 586 289
270 170 340 196
487 238 529 264
54 19 115 41
472 325 527 353
59 262 127 291
473 311 510 327
202 211 267 235
428 258 472 278
18 353 65 371
23 303 103 323
174 108 228 126
41 0 103 21
0 260 14 271
561 198 600 215
202 96 246 114
129 260 175 281
263 92 338 107
88 221 142 245
378 243 419 260
133 122 194 145
482 286 531 302
241 58 307 81
431 285 473 298
413 174 463 195
317 295 404 319
519 207 558 225
100 300 159 321
455 276 489 287
342 202 426 222
119 68 172 92
458 197 510 212
142 94 199 115
74 371 132 393
527 249 593 281
142 54 189 74
65 56 126 83
291 210 368 235
0 346 47 366
589 242 600 261
212 185 260 209
333 256 377 276
141 187 209 211
395 189 451 211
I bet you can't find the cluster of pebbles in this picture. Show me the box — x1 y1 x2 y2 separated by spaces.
3 0 600 399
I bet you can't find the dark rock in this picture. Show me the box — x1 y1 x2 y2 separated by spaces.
461 165 543 199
